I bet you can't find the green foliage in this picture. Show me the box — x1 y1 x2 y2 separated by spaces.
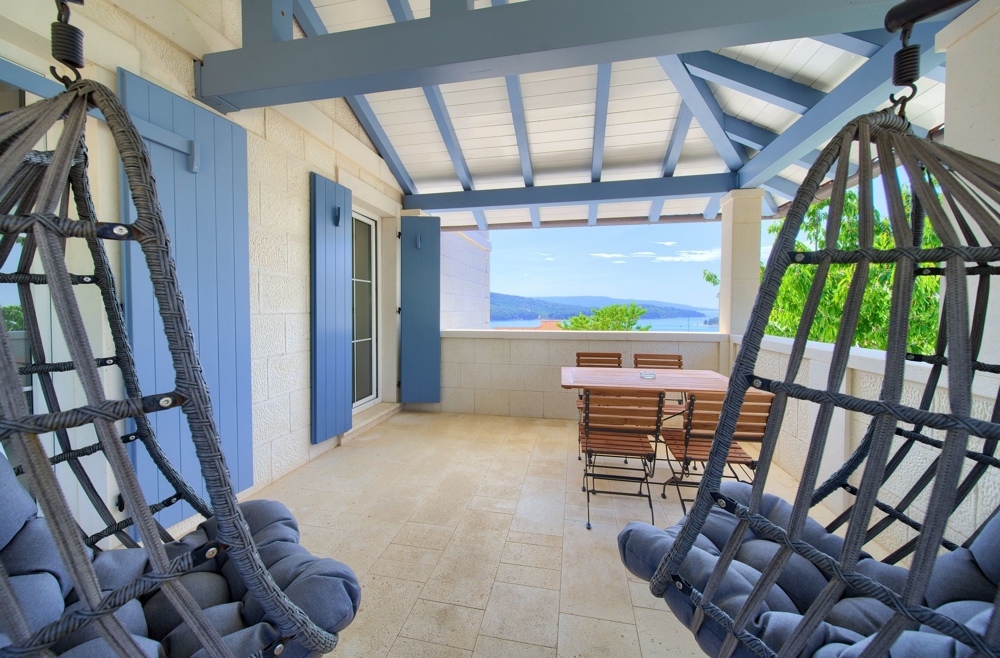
702 270 720 287
765 187 941 353
558 303 652 331
2 305 24 332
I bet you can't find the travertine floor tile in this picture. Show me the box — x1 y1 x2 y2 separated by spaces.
556 614 642 658
369 557 436 583
399 600 484 650
565 503 617 524
420 556 500 609
560 521 635 624
393 522 455 550
495 562 562 591
388 637 472 657
512 477 566 536
633 607 702 657
628 581 669 611
507 530 563 548
469 495 518 513
501 541 562 570
335 575 423 658
472 636 556 658
380 543 443 566
480 582 561 647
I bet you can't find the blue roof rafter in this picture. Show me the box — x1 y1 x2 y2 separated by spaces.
658 55 746 172
491 0 534 187
662 102 692 177
405 172 735 212
703 194 722 219
809 31 890 57
473 210 488 231
738 20 948 190
530 207 541 228
724 115 777 151
680 51 826 114
762 192 779 215
925 65 946 84
762 176 803 201
592 63 612 182
291 0 416 194
423 85 475 191
588 203 599 226
648 198 665 223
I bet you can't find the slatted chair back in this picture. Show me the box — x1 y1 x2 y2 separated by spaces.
684 390 773 442
576 352 622 368
583 388 664 446
633 353 683 369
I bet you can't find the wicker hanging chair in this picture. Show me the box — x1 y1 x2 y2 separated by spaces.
618 7 1000 657
0 51 359 658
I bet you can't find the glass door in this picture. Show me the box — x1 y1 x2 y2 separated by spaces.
352 214 377 406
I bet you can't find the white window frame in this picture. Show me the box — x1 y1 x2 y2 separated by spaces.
352 212 380 410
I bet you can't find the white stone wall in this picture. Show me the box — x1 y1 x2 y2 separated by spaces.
738 334 1000 559
0 0 404 499
409 331 727 419
440 231 490 330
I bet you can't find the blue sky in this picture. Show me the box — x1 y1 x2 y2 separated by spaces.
489 221 751 309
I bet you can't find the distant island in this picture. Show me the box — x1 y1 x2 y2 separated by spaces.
491 293 709 321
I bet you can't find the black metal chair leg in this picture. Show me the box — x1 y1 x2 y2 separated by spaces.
585 478 592 530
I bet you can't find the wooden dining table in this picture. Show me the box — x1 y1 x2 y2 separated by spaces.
561 367 729 393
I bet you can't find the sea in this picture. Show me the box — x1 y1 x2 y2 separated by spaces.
490 318 719 332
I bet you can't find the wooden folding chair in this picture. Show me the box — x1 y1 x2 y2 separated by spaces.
662 390 773 513
581 388 665 528
575 352 622 458
634 353 685 407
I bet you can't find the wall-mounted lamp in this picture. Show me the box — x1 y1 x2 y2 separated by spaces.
332 206 341 226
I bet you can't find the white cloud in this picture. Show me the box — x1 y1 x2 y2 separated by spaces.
545 257 556 261
590 253 626 258
631 252 656 257
653 241 677 246
612 260 626 264
536 252 550 256
654 248 722 263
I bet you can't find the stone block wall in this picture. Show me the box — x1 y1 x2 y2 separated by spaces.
0 0 403 500
440 231 491 330
409 331 726 419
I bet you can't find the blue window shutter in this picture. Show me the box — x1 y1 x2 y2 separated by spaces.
119 69 253 526
310 173 353 443
400 216 441 403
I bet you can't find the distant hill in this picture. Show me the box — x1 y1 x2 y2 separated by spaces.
491 293 706 321
538 296 717 316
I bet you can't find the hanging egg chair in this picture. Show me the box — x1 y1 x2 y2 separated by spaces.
619 2 1000 657
0 4 359 657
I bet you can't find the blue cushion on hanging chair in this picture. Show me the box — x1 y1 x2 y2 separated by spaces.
618 481 999 658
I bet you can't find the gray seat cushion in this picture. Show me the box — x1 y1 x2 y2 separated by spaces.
618 481 1000 657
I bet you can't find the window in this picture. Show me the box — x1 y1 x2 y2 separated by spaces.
352 214 377 406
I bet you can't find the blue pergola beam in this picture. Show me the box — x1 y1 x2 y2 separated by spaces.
506 75 534 186
738 20 947 190
473 210 488 230
724 115 777 151
810 32 885 57
648 198 665 223
762 176 803 200
404 172 736 212
588 203 598 226
292 0 416 194
592 63 612 182
243 0 293 45
662 102 692 177
680 51 826 114
703 194 722 219
197 0 901 110
925 65 946 84
658 55 746 172
530 206 541 228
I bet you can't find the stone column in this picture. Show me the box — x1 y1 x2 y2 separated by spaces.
937 2 1000 364
719 189 765 339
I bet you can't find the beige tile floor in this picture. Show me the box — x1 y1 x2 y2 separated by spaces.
248 411 759 658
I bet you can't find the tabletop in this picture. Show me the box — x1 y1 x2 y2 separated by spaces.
560 367 729 392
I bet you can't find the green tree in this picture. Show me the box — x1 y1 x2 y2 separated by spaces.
705 186 941 353
558 303 652 331
2 305 24 332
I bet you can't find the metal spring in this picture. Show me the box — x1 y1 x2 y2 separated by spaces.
51 20 84 71
893 43 921 87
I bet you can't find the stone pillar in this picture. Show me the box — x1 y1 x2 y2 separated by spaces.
719 189 765 339
937 2 1000 364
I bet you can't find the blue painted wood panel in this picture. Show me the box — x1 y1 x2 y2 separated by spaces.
400 216 440 403
310 173 353 443
119 69 252 525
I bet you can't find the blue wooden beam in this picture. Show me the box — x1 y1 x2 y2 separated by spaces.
197 0 900 110
724 115 777 151
588 203 598 226
404 172 736 212
924 65 946 84
662 102 692 177
473 210 488 230
809 32 888 57
680 51 826 114
506 75 534 187
592 63 612 182
762 192 779 215
658 55 746 171
423 85 474 191
530 206 541 228
761 176 802 200
243 0 293 45
291 0 416 195
648 198 665 223
738 20 948 190
703 194 721 219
